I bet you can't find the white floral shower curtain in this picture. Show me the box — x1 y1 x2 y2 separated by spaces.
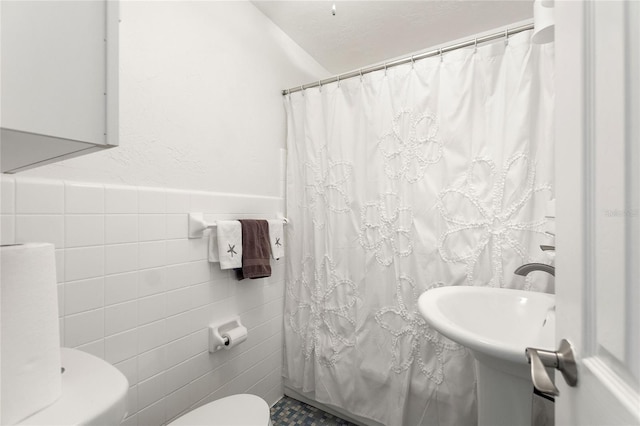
283 32 554 426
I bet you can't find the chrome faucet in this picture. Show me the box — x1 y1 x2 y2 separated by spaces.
514 245 555 277
514 263 555 277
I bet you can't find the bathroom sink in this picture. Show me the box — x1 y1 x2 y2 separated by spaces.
418 286 556 426
417 286 555 365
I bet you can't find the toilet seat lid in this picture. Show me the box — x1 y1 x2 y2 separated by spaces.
169 394 269 426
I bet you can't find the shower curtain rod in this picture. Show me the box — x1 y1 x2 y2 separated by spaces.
282 22 534 96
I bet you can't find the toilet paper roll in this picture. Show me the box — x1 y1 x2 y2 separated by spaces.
1 243 62 425
222 326 248 349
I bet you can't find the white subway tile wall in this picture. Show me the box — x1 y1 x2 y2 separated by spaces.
1 176 16 214
0 176 285 426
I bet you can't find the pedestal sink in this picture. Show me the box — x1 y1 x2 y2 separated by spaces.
418 286 555 426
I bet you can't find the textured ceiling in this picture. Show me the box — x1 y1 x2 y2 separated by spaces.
252 1 534 74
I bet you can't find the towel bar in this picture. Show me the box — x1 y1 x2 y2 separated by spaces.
188 212 288 239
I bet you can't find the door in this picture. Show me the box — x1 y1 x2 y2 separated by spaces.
555 1 640 424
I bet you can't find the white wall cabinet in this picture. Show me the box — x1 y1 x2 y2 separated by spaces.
1 1 118 173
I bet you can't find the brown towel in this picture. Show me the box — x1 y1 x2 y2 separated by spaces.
235 220 272 280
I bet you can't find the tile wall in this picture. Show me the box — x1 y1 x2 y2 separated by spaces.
0 175 285 425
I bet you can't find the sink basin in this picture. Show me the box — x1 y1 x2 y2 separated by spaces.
418 286 555 365
418 286 555 426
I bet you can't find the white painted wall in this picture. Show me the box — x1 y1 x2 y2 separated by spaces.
22 1 329 196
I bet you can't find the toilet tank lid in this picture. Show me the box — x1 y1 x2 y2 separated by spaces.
169 394 270 426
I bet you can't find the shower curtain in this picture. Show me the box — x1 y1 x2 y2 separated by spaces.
283 31 554 426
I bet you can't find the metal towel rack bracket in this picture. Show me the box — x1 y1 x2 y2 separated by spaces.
188 212 288 239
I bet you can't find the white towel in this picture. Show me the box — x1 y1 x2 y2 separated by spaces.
216 220 242 269
545 199 556 236
207 229 219 262
268 219 285 260
544 220 556 236
546 199 556 217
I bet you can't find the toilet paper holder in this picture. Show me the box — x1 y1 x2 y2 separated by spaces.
209 317 247 353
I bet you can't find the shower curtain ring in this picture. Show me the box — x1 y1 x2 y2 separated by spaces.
505 29 509 45
411 55 415 69
337 75 340 88
384 63 387 77
300 85 304 96
359 69 363 82
474 38 478 52
439 48 443 62
318 80 322 92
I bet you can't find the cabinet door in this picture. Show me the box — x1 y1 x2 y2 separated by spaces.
2 1 107 142
1 1 118 173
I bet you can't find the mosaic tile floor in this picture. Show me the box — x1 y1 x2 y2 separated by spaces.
271 396 357 426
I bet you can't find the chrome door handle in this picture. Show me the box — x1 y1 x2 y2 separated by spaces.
525 339 578 397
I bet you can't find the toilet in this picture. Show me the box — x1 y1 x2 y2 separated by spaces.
15 348 271 426
18 348 129 425
168 394 272 426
